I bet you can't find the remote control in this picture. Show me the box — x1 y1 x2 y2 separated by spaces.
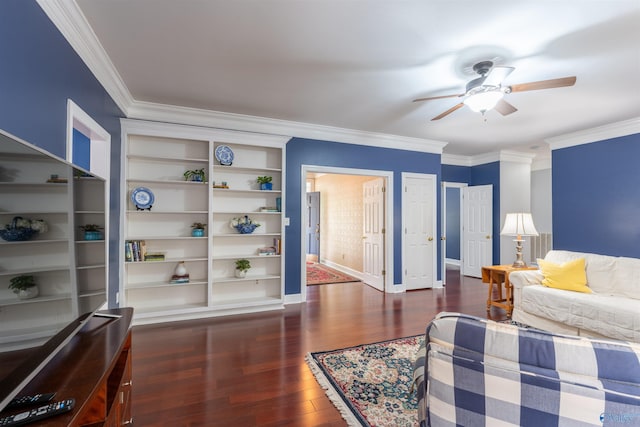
6 393 55 410
0 399 74 426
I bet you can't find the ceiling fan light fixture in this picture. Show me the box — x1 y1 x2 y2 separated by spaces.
463 90 504 113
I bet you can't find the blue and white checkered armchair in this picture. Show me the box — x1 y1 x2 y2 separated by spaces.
413 312 640 427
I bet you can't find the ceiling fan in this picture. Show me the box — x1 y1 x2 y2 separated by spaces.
413 61 576 121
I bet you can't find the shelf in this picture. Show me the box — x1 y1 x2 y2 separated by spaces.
125 236 208 241
127 210 208 215
213 274 280 284
77 264 106 270
128 178 210 186
132 303 210 316
213 254 280 261
213 233 281 237
0 266 71 277
210 296 282 309
126 279 208 290
0 293 72 306
126 257 208 265
0 238 69 246
213 165 281 174
213 211 281 215
213 188 281 194
128 154 208 163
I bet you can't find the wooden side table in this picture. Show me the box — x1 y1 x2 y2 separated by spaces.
481 265 538 316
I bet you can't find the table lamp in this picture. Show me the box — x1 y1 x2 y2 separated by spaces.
500 213 539 268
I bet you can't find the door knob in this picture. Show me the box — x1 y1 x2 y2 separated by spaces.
428 237 433 241
486 235 491 239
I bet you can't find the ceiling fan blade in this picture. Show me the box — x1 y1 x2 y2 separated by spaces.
431 103 464 121
509 76 577 93
482 66 515 87
413 93 463 102
494 99 518 116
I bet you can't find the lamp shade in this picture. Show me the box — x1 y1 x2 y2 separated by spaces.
500 213 539 237
463 90 504 112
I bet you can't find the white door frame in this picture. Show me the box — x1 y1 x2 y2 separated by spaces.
300 165 394 302
402 172 438 290
441 182 467 285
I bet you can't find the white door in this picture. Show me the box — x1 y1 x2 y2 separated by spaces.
403 173 436 290
462 185 493 277
362 178 385 291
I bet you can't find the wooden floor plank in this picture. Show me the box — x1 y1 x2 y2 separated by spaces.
130 267 507 426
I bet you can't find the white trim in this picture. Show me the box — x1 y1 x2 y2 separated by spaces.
283 294 303 305
402 172 438 290
66 99 111 180
546 118 640 150
300 165 395 302
38 1 133 114
445 258 461 266
442 150 536 167
128 100 447 154
531 157 552 171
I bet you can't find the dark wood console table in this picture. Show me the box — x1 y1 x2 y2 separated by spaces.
4 308 133 426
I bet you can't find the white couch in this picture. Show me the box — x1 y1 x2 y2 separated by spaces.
510 250 640 343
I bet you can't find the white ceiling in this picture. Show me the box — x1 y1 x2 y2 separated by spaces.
71 0 640 157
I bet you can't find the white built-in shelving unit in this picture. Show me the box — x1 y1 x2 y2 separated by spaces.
0 141 107 351
120 119 288 325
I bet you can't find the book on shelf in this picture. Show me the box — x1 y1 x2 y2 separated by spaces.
274 238 281 255
258 246 277 256
144 252 166 261
125 240 147 262
260 206 279 212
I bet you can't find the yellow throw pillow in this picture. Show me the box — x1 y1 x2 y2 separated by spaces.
537 257 592 293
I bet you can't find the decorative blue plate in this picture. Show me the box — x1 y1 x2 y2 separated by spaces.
131 187 154 210
215 145 234 166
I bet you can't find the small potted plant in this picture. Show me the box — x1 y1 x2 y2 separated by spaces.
235 259 251 278
257 176 273 190
9 275 38 300
183 168 206 182
191 222 206 237
80 224 103 240
230 216 261 234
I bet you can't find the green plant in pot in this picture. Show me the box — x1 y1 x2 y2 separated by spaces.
235 259 251 278
80 224 103 241
184 168 206 182
9 275 38 300
257 176 273 190
191 222 206 237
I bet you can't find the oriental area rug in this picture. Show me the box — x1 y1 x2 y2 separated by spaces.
306 262 360 285
306 335 424 427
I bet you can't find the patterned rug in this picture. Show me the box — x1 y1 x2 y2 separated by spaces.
306 335 424 426
306 262 359 285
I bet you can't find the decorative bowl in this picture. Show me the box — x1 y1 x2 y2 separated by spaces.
0 227 38 242
235 224 258 234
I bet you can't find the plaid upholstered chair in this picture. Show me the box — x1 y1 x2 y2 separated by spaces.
413 312 640 427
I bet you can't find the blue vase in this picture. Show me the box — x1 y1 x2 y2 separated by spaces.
260 182 273 191
191 228 205 237
84 231 102 241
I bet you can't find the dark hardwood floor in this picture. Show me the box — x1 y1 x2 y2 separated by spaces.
130 267 507 426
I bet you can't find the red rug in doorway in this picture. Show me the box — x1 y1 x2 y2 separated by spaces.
307 262 359 285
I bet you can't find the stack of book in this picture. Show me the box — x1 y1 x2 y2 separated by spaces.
125 240 146 262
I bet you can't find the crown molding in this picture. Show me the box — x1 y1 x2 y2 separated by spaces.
546 117 640 150
37 0 134 115
442 150 535 167
127 100 448 154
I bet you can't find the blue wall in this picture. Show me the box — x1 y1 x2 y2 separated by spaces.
285 138 441 295
0 1 124 306
553 133 640 257
442 164 471 183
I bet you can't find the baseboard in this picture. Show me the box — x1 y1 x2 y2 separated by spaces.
445 258 461 266
320 259 364 282
284 293 303 304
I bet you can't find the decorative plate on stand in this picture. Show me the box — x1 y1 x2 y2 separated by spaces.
215 145 234 166
131 187 154 210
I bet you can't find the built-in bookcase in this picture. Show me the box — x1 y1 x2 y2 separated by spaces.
120 119 288 325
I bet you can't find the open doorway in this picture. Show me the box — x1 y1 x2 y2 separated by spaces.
300 166 394 302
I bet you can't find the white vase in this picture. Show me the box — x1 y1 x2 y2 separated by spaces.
235 269 246 278
175 262 188 276
17 286 38 300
